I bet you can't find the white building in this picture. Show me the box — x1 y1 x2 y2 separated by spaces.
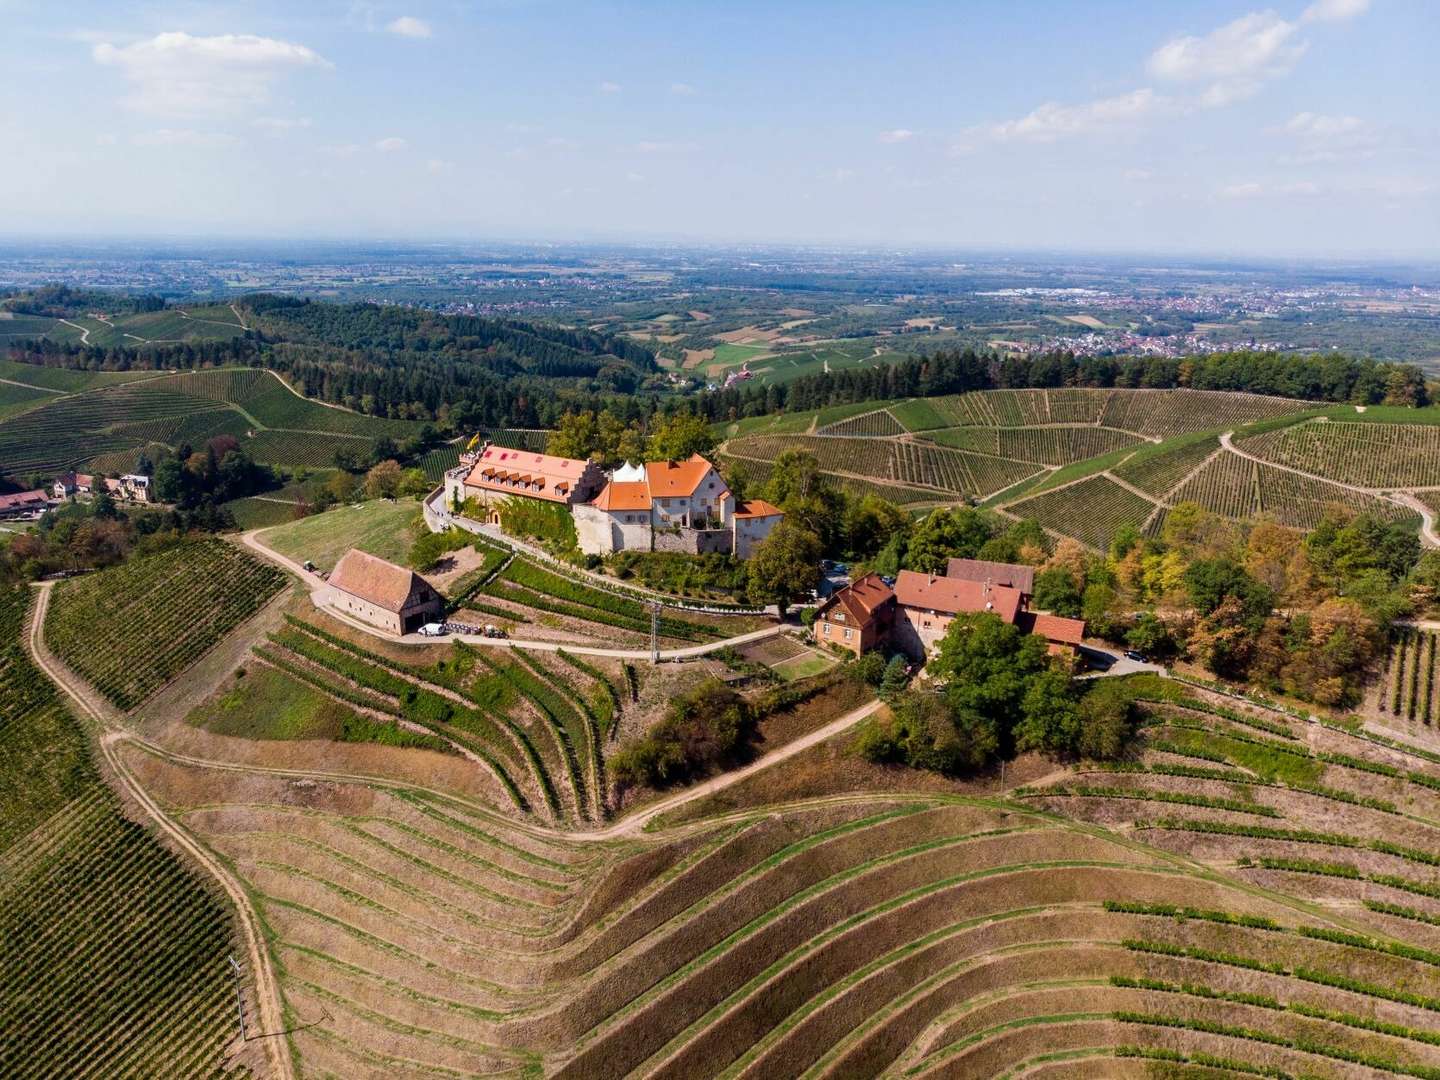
574 453 784 557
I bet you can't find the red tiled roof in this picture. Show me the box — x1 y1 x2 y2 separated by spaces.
329 549 438 613
946 557 1035 595
0 489 48 511
1019 611 1086 645
818 572 895 625
733 498 783 519
592 480 652 512
645 453 715 497
894 570 1024 624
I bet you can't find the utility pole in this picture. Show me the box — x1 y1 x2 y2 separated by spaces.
228 955 247 1042
650 601 661 665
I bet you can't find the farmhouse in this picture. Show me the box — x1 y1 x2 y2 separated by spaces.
574 452 784 557
119 474 152 503
443 444 605 523
875 557 1087 659
52 472 94 499
320 549 444 635
814 573 897 657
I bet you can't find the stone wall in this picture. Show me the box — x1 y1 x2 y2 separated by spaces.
653 526 732 555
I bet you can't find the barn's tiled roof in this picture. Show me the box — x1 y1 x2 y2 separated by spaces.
894 570 1024 624
329 549 437 613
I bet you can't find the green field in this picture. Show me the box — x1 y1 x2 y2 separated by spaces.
14 307 245 348
256 497 422 571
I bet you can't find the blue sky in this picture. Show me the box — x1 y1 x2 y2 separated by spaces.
1 0 1435 255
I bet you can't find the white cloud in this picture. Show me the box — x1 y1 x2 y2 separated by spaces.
92 31 329 115
878 128 914 144
1283 111 1364 138
1148 11 1306 107
319 142 361 156
669 82 696 96
130 128 239 147
252 115 311 133
386 16 432 39
598 81 622 94
1219 179 1322 199
1302 0 1371 23
426 158 453 174
991 88 1161 142
374 136 407 152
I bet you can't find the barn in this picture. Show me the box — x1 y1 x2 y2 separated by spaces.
322 549 444 635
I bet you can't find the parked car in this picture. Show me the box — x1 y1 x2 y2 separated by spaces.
418 622 448 637
1124 650 1148 663
302 560 316 573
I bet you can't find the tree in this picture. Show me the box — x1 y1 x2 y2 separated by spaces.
647 412 714 461
746 523 822 615
844 495 910 560
327 470 358 504
364 459 404 500
1032 566 1082 617
545 410 600 461
904 507 996 574
1183 558 1274 632
610 679 753 791
1126 612 1173 658
1013 669 1080 754
399 468 431 497
879 654 910 702
1075 681 1134 760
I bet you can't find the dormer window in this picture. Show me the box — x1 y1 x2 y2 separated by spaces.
834 612 845 622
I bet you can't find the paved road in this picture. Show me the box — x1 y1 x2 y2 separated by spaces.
240 528 786 660
26 583 295 1080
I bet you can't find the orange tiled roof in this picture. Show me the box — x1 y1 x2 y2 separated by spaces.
894 570 1024 624
592 480 653 512
1019 611 1086 645
644 453 715 497
818 572 895 625
734 498 783 518
329 549 437 613
465 446 589 504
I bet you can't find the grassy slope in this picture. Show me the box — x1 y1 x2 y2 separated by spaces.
257 497 422 572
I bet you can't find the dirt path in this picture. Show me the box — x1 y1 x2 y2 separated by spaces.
0 375 66 394
1390 491 1440 548
27 584 296 1080
56 317 92 345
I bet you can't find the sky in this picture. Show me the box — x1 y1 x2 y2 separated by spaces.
1 0 1436 256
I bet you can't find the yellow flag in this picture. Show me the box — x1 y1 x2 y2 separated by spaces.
466 433 480 450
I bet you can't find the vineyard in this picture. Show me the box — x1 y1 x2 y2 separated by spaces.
814 407 905 437
923 424 1143 464
1 587 244 1079
45 538 287 710
1238 420 1440 489
0 366 431 478
1375 629 1439 727
1004 474 1159 551
724 433 1043 499
1113 435 1221 498
108 670 1440 1078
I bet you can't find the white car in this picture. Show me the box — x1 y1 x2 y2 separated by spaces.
417 622 448 637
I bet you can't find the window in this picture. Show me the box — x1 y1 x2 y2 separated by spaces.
823 624 830 636
844 628 853 641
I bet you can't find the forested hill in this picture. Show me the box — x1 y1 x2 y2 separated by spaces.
1 288 658 427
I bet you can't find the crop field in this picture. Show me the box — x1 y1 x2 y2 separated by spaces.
96 665 1440 1079
1375 629 1439 727
0 379 55 421
45 537 287 710
1239 420 1440 489
725 433 1041 499
1113 434 1221 498
924 424 1143 464
1168 448 1263 520
0 358 161 391
814 407 905 437
1098 389 1313 438
1005 474 1159 550
4 307 245 347
1 587 243 1078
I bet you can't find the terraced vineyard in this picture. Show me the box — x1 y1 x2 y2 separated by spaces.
725 433 1042 499
1005 474 1159 551
1113 435 1221 498
814 407 905 437
108 669 1440 1079
1239 420 1440 489
924 424 1143 464
45 537 287 710
1377 628 1439 726
1 587 245 1078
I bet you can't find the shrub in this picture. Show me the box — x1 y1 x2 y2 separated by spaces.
610 680 753 791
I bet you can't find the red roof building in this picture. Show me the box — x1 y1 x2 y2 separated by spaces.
814 573 896 656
